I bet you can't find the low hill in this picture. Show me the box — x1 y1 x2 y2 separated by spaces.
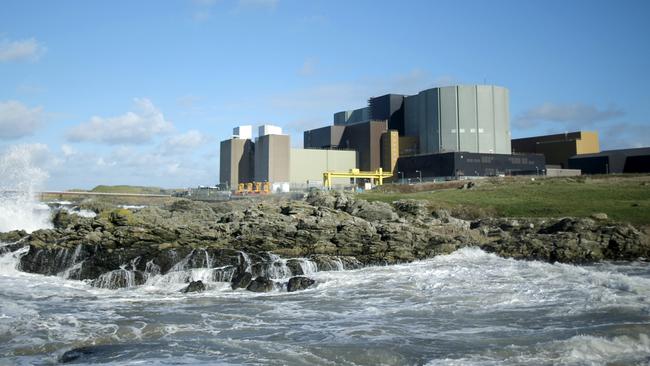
90 185 173 195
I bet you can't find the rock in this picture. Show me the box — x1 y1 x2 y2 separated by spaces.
591 212 609 221
231 271 253 290
287 276 315 292
59 345 121 364
181 280 206 293
0 230 28 244
109 209 131 226
246 276 274 292
52 210 74 229
392 199 428 218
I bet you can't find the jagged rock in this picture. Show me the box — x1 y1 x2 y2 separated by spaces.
231 271 253 290
0 230 28 244
109 210 131 226
591 212 609 221
52 210 74 229
181 280 206 293
287 276 315 292
246 276 274 292
392 199 428 218
59 345 122 364
9 190 649 289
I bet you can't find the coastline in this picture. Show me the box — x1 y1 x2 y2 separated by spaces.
3 189 648 292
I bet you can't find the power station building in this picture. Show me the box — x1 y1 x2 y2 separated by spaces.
221 84 551 189
512 131 600 168
220 125 357 188
404 85 511 154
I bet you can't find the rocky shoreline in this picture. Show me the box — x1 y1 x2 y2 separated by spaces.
1 191 648 292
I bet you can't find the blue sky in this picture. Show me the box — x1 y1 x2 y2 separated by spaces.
1 0 648 189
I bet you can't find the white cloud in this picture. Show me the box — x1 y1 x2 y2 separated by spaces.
61 144 76 157
270 69 452 114
0 37 46 62
160 130 208 155
66 98 174 144
600 122 650 150
515 103 624 130
0 100 44 140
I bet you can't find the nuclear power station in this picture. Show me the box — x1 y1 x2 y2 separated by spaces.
219 83 648 190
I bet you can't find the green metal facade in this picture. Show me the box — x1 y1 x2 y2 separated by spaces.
404 85 511 154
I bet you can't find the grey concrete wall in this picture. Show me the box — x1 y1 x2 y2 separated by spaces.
493 86 511 154
403 85 510 155
304 125 345 148
458 85 478 152
439 86 459 152
476 85 496 153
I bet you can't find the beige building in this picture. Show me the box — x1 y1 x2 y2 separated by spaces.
254 134 290 183
220 138 254 188
512 131 600 168
289 148 357 187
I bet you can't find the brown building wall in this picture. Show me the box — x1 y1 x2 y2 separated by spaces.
340 120 387 171
381 130 399 174
398 136 419 157
254 134 290 183
220 138 254 187
511 131 600 168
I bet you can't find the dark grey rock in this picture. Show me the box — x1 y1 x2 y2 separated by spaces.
231 271 253 290
246 276 274 292
181 280 206 293
287 276 315 292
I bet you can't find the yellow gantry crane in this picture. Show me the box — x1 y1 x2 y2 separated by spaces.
322 168 393 189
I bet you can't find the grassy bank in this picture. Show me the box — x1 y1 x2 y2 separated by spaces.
359 175 650 226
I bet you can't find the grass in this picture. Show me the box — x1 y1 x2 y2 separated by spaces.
90 185 175 195
359 175 650 226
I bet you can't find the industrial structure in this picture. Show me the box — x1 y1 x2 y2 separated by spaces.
220 84 553 190
568 147 650 174
220 124 357 189
512 131 600 168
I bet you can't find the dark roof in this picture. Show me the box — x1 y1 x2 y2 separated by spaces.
569 147 650 159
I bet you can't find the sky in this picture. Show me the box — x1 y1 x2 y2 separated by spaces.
0 0 649 190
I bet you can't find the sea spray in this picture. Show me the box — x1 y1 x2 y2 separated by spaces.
0 144 52 233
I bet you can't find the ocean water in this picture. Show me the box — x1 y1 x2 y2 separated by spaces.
1 244 649 365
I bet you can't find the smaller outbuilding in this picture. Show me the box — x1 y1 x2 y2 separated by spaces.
568 147 650 174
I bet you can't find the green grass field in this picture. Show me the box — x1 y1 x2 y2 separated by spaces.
359 175 650 226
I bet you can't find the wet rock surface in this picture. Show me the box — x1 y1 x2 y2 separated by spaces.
5 190 649 289
181 280 206 293
246 276 274 292
287 276 315 292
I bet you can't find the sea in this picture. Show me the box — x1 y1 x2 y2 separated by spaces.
1 146 650 365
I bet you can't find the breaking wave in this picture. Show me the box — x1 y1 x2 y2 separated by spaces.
0 145 52 233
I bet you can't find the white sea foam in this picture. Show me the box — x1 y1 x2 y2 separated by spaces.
1 246 649 365
0 145 52 233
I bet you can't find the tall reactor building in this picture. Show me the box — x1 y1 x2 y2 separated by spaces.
404 85 511 155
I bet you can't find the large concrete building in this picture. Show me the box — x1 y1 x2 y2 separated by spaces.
289 148 357 186
304 120 388 171
254 134 290 183
334 94 406 134
404 85 511 155
512 131 600 168
220 137 254 188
